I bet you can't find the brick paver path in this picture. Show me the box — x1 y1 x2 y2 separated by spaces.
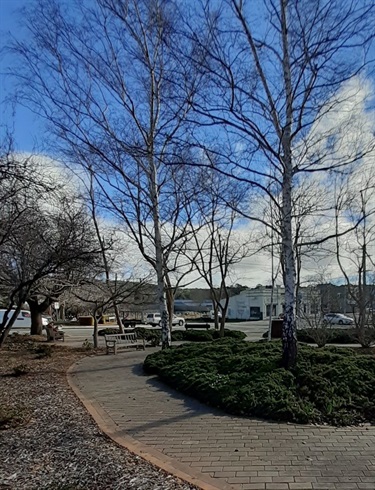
70 350 375 490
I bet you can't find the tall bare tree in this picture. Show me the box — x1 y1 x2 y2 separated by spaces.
335 170 375 346
186 0 375 366
9 0 200 349
184 168 252 335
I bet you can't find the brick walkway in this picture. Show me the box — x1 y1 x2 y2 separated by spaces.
69 350 375 490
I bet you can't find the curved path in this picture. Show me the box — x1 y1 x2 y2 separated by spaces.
68 350 375 490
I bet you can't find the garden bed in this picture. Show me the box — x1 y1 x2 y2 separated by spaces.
144 339 375 426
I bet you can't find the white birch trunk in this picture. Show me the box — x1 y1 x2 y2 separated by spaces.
150 159 170 349
154 215 170 349
280 0 297 367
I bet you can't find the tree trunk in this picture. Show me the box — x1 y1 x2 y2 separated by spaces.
113 302 124 334
219 297 229 338
165 277 175 333
213 303 220 331
280 0 297 368
0 306 22 347
28 297 50 335
151 184 169 348
30 309 43 336
219 314 225 337
92 314 98 348
150 166 170 349
268 283 275 342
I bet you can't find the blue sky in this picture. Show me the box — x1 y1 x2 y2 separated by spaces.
0 0 374 289
0 0 43 151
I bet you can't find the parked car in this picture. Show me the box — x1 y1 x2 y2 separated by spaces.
0 309 31 329
323 313 354 326
145 313 185 327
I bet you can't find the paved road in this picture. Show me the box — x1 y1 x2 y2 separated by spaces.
59 321 268 347
70 349 375 490
9 320 270 346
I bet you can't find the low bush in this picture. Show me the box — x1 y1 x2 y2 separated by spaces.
100 327 247 344
170 330 184 341
144 340 375 426
98 328 120 336
134 327 161 346
212 329 247 340
262 328 369 345
182 329 214 342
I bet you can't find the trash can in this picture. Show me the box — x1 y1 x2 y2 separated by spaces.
271 319 283 338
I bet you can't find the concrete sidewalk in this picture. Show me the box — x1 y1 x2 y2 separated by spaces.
68 350 375 490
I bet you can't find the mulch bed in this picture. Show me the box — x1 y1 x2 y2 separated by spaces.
0 335 198 490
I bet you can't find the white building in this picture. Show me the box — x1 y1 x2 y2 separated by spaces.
226 285 320 320
226 286 285 320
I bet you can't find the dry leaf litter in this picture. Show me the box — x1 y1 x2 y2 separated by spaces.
0 336 198 490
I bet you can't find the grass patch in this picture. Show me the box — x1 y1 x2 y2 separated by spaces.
144 340 375 426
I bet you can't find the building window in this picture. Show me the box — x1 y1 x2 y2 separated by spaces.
266 304 277 317
250 307 261 319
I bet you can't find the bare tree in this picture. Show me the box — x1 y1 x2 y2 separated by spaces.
85 168 126 333
9 0 200 349
0 185 101 345
297 273 331 347
335 173 375 346
72 277 147 347
185 169 252 335
186 0 375 366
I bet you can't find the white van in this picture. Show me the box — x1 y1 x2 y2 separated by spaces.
0 309 32 330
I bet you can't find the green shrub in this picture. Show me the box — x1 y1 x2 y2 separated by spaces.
171 330 184 341
263 328 364 345
135 327 161 346
212 329 247 340
329 329 358 344
144 341 375 426
132 328 246 344
183 329 213 342
98 328 120 336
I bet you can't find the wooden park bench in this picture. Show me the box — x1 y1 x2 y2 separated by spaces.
185 323 211 331
105 332 145 355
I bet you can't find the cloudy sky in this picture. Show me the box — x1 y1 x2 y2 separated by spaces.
1 1 374 290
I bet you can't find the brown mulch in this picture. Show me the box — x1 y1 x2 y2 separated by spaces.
0 335 198 490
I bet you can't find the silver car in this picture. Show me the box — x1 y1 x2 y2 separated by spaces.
323 313 354 326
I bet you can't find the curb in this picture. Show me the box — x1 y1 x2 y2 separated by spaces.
67 360 235 490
